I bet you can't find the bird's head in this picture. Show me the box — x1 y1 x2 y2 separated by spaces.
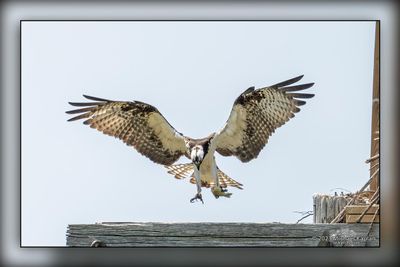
185 134 214 169
190 145 204 168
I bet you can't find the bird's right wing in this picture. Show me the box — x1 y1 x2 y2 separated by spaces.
66 95 188 165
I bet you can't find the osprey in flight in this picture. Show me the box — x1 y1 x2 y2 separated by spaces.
66 75 314 203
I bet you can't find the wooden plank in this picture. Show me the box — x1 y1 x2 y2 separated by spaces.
369 21 380 192
346 215 380 223
66 222 379 247
345 204 380 214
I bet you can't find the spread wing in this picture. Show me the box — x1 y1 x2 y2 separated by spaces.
66 95 187 165
214 75 315 162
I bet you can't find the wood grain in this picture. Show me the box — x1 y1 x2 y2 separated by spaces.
369 21 380 192
66 222 379 247
346 215 380 223
345 204 380 214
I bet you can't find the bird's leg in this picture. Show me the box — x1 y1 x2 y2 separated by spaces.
211 164 232 198
190 186 203 203
190 166 203 204
212 160 227 193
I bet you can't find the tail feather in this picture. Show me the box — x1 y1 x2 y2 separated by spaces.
164 163 194 179
166 163 243 190
217 168 243 189
187 167 243 189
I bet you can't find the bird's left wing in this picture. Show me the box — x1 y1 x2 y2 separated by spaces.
66 95 188 165
213 75 314 162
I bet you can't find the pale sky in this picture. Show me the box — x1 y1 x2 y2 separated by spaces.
21 21 375 246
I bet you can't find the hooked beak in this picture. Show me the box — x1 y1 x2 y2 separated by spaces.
193 156 200 164
193 159 201 169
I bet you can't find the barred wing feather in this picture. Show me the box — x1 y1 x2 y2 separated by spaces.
214 75 315 162
66 95 187 165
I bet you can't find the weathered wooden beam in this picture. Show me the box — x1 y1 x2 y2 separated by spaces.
346 214 380 224
66 222 379 247
369 21 380 192
345 204 380 224
345 204 380 214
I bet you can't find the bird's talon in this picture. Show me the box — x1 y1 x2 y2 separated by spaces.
190 193 203 204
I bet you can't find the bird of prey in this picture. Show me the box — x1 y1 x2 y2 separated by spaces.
66 75 314 203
